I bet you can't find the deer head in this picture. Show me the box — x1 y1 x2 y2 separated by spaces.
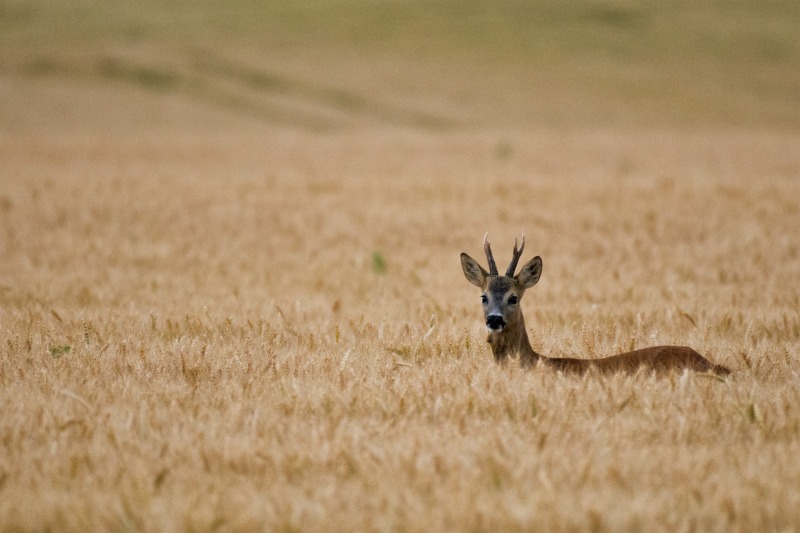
460 234 542 333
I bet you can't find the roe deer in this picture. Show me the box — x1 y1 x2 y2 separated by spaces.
461 235 731 376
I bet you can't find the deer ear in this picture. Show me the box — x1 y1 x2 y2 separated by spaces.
516 256 542 288
461 253 488 288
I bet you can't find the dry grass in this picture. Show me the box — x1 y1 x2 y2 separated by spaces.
2 131 800 531
2 1 800 531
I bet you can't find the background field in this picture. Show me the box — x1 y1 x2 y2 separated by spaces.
2 1 800 531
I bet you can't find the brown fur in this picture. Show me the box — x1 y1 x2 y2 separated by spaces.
463 238 732 377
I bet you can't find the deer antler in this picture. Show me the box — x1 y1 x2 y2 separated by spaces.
483 233 498 275
505 235 525 277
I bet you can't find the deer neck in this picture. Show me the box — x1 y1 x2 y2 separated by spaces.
486 309 540 364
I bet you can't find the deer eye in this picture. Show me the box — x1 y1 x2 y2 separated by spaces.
481 294 488 305
508 295 519 306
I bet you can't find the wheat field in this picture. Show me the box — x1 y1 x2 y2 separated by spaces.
2 1 800 531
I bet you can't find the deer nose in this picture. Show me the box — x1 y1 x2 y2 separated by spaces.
486 315 505 331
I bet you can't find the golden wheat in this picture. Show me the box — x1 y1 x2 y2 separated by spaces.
3 1 800 529
1 126 799 531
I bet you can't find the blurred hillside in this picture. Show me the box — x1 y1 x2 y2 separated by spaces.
1 0 799 135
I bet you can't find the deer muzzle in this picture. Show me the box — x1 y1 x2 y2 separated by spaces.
486 314 506 332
